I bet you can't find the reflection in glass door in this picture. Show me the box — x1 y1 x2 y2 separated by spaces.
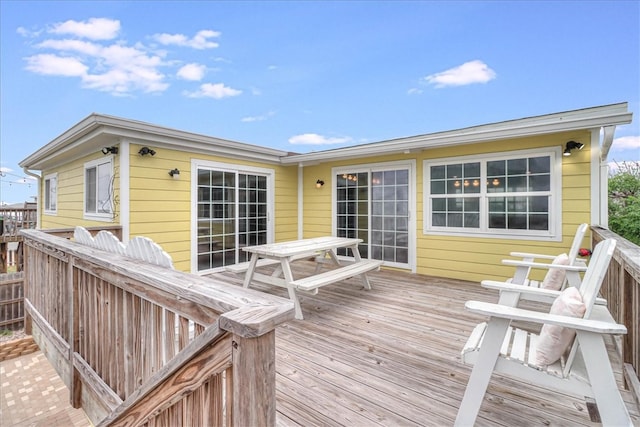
335 167 411 269
197 169 268 272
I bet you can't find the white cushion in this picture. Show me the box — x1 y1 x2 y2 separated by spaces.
535 287 586 366
541 253 570 290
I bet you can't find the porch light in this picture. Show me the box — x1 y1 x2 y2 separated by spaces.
316 179 324 188
563 140 584 156
169 168 180 179
139 147 156 156
101 146 118 155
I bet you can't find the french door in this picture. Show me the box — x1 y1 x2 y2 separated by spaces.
194 162 272 272
334 163 414 270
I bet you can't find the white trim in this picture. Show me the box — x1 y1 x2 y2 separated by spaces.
297 165 304 239
282 103 632 165
423 147 562 241
589 129 605 227
83 156 115 222
119 140 130 242
43 172 57 215
331 159 417 272
190 159 276 274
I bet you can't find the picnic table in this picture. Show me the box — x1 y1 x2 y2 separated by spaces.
234 237 383 319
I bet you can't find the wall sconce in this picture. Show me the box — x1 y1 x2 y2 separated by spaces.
316 179 325 188
168 168 180 179
138 147 156 156
563 140 584 156
101 146 118 155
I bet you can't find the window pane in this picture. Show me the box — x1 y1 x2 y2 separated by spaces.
487 160 505 176
86 167 96 213
507 158 527 175
431 181 445 194
97 163 112 213
447 164 462 179
529 156 550 174
529 175 550 191
431 165 445 179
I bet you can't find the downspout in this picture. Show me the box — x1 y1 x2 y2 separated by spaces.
22 168 41 229
591 126 616 228
297 163 304 240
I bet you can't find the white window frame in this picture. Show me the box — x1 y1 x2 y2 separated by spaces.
83 157 114 221
190 159 275 274
423 147 562 241
43 173 57 215
331 160 417 272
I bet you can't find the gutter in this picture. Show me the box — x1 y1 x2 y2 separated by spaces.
22 167 41 229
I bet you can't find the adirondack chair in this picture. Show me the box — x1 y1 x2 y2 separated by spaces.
504 223 589 291
455 239 632 426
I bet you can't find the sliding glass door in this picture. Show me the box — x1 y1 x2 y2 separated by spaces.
194 162 272 272
335 163 413 269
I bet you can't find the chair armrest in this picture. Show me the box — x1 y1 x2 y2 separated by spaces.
465 301 627 334
502 260 588 271
509 251 557 260
481 280 562 298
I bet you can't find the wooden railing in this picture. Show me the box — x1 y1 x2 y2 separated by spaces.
0 203 37 273
21 228 294 426
592 226 640 399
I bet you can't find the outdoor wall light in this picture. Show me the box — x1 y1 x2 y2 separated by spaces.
169 168 180 179
316 179 325 188
101 146 118 155
563 140 584 156
138 147 156 156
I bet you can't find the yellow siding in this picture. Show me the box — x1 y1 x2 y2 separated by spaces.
299 131 593 282
127 144 298 272
40 153 121 230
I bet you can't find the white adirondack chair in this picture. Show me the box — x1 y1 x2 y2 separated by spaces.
504 223 589 290
456 239 632 426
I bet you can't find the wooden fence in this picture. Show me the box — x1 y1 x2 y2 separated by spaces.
21 228 294 426
0 203 37 273
0 272 24 330
592 226 640 400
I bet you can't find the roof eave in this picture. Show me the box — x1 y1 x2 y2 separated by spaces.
281 103 633 165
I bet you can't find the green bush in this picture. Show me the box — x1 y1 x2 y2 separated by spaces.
609 162 640 245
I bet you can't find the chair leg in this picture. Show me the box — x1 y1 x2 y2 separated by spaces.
578 332 632 426
455 318 510 427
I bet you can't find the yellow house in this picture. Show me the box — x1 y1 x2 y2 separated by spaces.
19 102 633 282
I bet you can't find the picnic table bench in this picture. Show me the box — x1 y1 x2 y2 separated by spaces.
231 237 382 319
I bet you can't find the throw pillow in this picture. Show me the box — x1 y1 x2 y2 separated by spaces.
541 253 570 290
534 286 586 366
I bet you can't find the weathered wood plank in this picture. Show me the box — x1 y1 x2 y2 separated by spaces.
212 263 640 426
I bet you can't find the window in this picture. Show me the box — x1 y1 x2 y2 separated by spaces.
424 149 560 239
84 157 113 219
44 173 57 214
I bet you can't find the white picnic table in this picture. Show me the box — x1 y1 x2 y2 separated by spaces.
237 237 383 319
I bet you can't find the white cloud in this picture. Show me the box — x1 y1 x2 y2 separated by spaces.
423 60 496 88
25 54 88 76
185 83 242 99
612 135 640 151
241 111 276 122
177 63 206 81
608 160 640 175
407 88 422 95
288 133 353 145
37 39 102 56
49 18 120 40
267 65 278 70
152 29 220 49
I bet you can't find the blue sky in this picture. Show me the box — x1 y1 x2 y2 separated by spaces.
1 0 638 205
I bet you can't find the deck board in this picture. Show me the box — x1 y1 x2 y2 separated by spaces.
214 262 640 426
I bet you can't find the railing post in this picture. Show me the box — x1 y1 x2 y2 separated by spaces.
231 331 277 427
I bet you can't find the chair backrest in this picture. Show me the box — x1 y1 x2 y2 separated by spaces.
566 223 589 265
563 238 616 376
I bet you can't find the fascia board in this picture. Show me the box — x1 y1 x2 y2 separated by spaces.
281 104 632 164
20 113 291 169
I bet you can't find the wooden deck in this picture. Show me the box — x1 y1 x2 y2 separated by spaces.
214 262 640 426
